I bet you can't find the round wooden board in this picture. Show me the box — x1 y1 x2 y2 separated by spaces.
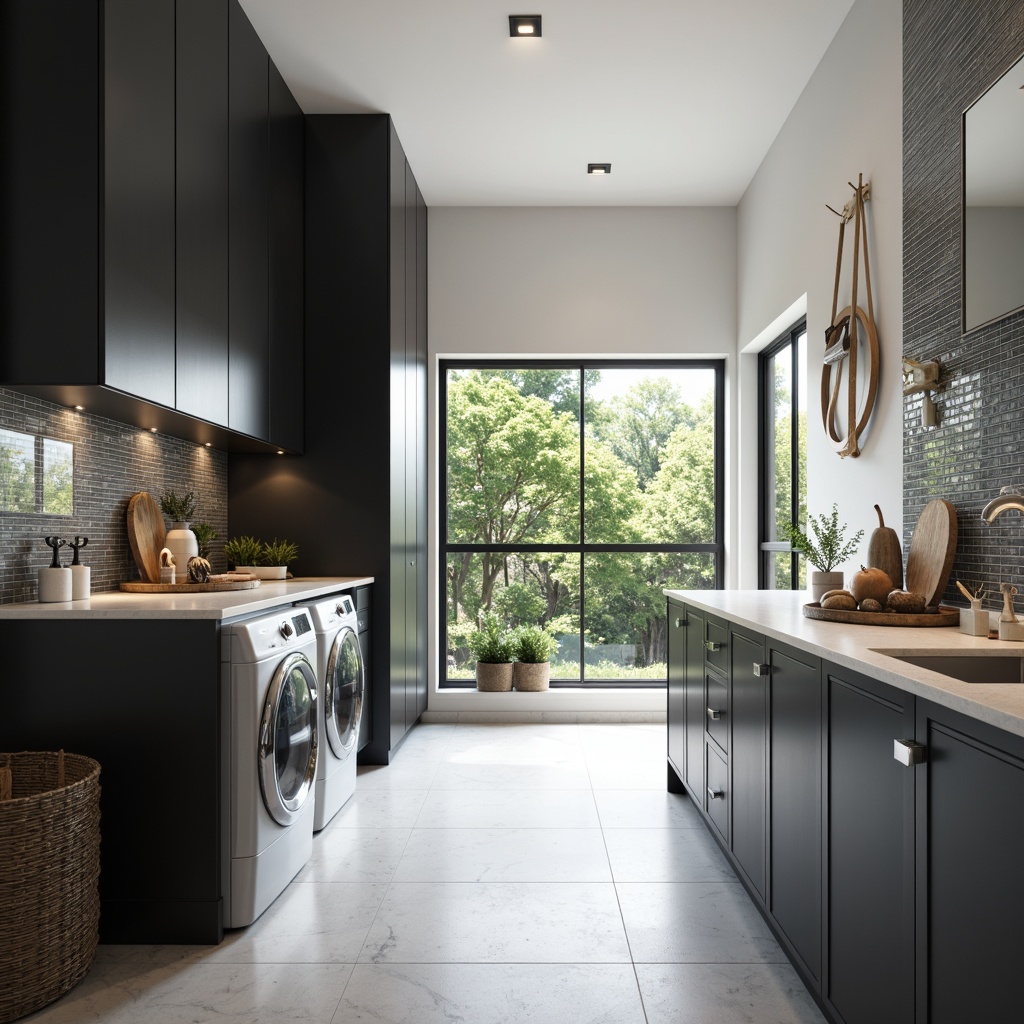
905 499 958 608
803 602 960 627
126 492 165 584
120 579 262 593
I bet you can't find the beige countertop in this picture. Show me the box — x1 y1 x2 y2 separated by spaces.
0 576 373 621
665 589 1024 738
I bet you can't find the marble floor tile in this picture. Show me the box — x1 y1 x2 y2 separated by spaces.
444 724 586 766
355 761 440 789
617 882 786 964
206 881 387 964
414 788 601 828
24 961 351 1023
391 827 611 882
328 789 429 829
359 881 631 963
430 759 593 790
298 827 413 883
636 962 828 1024
603 827 736 882
584 758 670 791
334 962 647 1024
593 789 704 828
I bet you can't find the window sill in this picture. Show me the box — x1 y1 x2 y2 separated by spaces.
425 686 668 720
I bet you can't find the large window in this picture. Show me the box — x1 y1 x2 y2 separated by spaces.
441 361 724 687
758 322 807 589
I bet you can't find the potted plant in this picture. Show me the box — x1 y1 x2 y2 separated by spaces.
259 538 299 579
190 522 218 561
159 489 199 571
785 504 864 604
223 535 264 574
468 614 516 691
512 624 558 692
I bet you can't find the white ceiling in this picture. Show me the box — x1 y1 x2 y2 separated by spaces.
238 0 858 207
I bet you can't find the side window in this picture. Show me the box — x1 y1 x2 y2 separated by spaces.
759 322 807 589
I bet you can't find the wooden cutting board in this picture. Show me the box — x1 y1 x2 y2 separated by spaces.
905 499 958 607
126 492 165 584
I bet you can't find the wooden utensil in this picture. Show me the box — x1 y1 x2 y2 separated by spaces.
905 499 958 607
126 492 166 584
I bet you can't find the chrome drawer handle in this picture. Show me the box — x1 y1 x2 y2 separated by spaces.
707 786 723 801
706 707 722 721
893 739 926 766
704 640 721 652
753 662 770 677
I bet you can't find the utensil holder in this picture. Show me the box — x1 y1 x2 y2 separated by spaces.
37 568 72 603
70 564 90 601
959 602 989 636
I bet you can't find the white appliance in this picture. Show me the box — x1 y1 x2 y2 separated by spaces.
296 592 364 831
224 607 318 927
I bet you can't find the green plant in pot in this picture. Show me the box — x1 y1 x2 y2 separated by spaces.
468 614 516 692
223 535 264 572
190 522 218 561
511 624 558 692
159 489 200 571
785 503 864 604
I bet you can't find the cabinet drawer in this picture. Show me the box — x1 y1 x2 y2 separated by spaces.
705 617 728 673
706 743 729 841
706 672 728 753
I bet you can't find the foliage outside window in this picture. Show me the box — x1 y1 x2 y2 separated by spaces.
759 323 807 589
442 361 724 687
0 429 73 515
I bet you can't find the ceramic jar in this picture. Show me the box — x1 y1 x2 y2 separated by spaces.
164 522 199 576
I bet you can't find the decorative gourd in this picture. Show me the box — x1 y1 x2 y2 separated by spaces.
867 504 903 590
821 589 855 604
859 598 883 612
822 593 857 611
886 590 926 614
850 566 893 605
186 555 212 584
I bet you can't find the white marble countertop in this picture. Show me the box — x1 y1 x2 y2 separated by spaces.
665 589 1024 738
0 576 374 621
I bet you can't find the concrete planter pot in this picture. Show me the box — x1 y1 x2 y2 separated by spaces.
809 570 845 604
475 662 513 691
513 662 550 692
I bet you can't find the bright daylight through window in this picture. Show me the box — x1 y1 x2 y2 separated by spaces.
441 361 724 687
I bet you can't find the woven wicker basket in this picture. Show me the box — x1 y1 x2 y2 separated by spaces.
0 751 101 1024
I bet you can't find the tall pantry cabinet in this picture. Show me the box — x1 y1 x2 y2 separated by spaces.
229 114 427 764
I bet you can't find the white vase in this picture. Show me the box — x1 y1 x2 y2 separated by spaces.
164 522 199 576
809 570 845 604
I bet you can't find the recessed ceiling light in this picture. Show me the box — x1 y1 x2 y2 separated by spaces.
204 442 212 448
277 450 285 455
509 15 541 37
73 405 84 411
588 163 611 175
149 427 158 433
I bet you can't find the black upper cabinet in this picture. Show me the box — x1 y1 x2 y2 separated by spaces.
228 0 270 441
176 0 229 425
0 0 302 453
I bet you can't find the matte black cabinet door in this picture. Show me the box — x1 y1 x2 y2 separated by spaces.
826 667 914 1024
918 703 1024 1024
667 601 687 783
268 60 304 452
228 0 269 439
683 605 706 795
176 0 229 425
730 628 766 899
769 642 821 984
104 0 176 408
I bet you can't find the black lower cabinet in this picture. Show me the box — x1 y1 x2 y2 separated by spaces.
918 701 1024 1024
683 605 706 796
768 641 822 984
666 600 686 791
825 667 914 1024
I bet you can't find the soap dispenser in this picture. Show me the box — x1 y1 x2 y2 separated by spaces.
38 536 72 603
69 536 90 600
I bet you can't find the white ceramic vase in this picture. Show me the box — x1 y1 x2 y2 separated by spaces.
809 570 845 604
164 522 199 576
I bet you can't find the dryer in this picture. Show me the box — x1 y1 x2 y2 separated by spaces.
225 607 318 928
296 593 364 831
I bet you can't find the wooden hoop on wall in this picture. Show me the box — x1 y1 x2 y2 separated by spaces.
820 304 879 458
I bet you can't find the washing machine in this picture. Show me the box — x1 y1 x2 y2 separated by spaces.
296 592 364 831
224 606 318 927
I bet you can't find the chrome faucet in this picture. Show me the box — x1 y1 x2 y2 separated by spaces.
981 486 1024 523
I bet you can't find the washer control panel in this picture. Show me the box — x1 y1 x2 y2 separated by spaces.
231 608 315 662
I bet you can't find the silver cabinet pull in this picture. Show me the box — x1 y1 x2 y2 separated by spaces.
753 662 770 677
674 616 686 628
893 739 926 766
706 707 722 721
704 640 721 652
707 786 723 801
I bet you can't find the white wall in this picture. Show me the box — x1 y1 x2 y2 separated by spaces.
736 0 903 587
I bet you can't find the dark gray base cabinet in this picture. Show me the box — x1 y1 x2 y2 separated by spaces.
665 601 1024 1024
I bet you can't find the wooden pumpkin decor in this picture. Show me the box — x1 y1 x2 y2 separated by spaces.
867 504 903 590
821 173 880 458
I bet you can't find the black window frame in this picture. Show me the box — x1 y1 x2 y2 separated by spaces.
758 320 806 590
440 358 726 689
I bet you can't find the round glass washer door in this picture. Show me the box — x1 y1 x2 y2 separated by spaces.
259 651 318 826
325 626 364 760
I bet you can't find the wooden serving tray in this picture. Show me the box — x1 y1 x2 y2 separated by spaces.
803 602 960 627
120 578 262 594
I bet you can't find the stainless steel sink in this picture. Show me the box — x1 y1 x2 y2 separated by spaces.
875 652 1024 684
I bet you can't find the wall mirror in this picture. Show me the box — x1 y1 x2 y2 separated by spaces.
963 50 1024 333
0 428 74 514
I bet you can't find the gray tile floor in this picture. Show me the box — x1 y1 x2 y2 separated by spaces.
27 723 827 1023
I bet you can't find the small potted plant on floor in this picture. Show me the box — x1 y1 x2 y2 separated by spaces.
468 614 516 691
512 624 558 691
260 538 299 580
785 504 864 604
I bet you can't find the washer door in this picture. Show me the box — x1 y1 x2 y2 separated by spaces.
259 652 318 826
325 625 364 761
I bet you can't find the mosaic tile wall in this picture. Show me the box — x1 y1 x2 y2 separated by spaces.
0 387 228 603
903 0 1024 607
